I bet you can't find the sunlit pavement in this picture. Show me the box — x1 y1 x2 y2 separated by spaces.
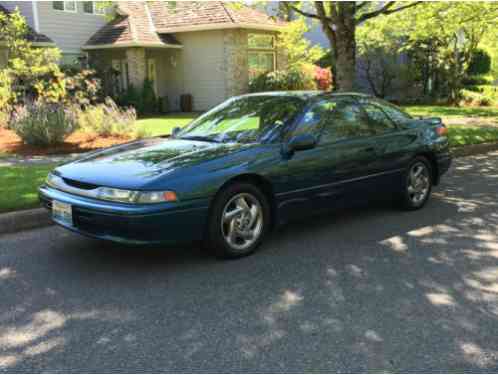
1 152 498 373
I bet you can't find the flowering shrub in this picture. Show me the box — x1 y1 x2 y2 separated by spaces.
249 69 316 92
74 97 140 138
33 70 67 104
10 101 77 146
314 66 333 91
249 64 333 93
65 69 102 106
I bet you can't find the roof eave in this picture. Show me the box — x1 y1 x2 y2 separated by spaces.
82 42 183 50
155 23 285 34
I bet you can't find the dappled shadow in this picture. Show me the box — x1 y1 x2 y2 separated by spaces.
1 152 498 372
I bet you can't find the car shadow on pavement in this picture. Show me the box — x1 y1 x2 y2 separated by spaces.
1 152 498 372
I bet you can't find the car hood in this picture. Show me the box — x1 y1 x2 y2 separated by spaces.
55 138 252 189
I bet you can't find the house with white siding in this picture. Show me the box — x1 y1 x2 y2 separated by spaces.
0 1 287 111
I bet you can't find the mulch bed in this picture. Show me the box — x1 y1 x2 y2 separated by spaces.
0 128 132 156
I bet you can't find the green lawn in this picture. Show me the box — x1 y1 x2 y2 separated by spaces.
0 164 55 213
402 105 498 118
448 125 498 147
136 112 199 136
402 105 498 147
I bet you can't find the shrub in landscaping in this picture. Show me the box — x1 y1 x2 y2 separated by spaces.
0 71 13 128
116 80 159 115
460 89 496 107
467 49 492 76
75 98 140 138
64 69 102 107
249 68 316 93
10 102 77 146
313 66 333 91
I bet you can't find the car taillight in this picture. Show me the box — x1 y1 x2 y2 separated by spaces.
436 125 448 136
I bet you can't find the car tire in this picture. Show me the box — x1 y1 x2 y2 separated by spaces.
400 156 433 210
206 182 270 259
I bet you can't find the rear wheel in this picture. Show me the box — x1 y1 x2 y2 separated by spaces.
206 183 270 259
401 157 432 210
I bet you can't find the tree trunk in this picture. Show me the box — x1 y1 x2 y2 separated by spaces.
333 25 356 91
317 2 357 92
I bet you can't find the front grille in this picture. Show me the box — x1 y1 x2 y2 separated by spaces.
62 178 99 190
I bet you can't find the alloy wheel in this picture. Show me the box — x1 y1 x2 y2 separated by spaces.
407 162 430 206
221 193 263 252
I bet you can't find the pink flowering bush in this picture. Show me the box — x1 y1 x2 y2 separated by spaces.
314 66 333 91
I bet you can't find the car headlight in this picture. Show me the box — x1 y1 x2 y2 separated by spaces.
97 187 138 203
97 188 177 204
46 173 58 188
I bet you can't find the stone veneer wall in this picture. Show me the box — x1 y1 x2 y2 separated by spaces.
223 30 288 98
223 29 249 98
126 48 147 88
276 35 288 71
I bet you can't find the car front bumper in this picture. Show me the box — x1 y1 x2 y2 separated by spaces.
39 185 210 245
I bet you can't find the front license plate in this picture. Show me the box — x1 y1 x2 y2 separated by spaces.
52 200 73 226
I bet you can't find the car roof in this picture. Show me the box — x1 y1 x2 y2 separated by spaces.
239 91 374 102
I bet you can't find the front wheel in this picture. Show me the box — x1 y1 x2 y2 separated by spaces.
401 157 433 210
206 183 270 259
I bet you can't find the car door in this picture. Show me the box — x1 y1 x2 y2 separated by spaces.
358 99 418 192
276 97 378 218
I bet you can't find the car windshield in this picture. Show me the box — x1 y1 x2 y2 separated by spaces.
176 96 306 144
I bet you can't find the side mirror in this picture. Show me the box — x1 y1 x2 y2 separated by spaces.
287 133 317 153
171 126 181 137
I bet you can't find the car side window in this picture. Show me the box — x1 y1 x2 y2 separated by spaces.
362 104 397 135
288 101 334 141
319 99 372 144
374 100 412 125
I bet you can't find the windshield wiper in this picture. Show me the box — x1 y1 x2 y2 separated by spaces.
178 135 221 143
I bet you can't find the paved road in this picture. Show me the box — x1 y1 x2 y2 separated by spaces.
1 152 498 373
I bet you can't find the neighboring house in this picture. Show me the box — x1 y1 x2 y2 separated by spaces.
0 1 287 111
0 4 55 68
0 1 108 65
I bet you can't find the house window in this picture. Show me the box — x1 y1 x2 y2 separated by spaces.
112 59 129 94
248 33 276 80
83 2 105 15
53 1 77 12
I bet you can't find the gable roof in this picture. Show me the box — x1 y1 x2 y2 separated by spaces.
84 1 285 50
148 1 286 33
0 4 54 45
84 2 182 49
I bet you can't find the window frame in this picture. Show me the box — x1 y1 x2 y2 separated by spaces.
53 1 77 13
247 33 276 80
82 1 105 15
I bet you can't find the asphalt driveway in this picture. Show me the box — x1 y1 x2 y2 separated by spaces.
1 152 498 373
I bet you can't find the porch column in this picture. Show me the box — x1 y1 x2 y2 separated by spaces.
126 48 146 88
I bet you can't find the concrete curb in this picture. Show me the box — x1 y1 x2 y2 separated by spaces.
0 208 52 236
1 142 498 235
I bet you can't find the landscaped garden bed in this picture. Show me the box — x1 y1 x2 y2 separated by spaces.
0 113 198 156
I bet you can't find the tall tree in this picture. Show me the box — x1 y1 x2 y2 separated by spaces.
357 2 498 102
281 1 421 91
